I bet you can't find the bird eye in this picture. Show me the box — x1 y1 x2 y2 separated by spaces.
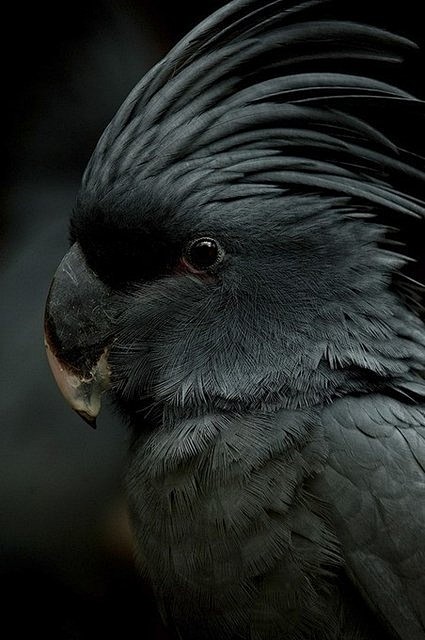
183 237 224 271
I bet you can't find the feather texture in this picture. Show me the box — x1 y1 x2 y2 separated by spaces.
68 1 425 638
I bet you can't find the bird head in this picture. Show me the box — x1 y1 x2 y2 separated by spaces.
45 0 425 428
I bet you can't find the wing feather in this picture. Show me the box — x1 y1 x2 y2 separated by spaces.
317 394 425 639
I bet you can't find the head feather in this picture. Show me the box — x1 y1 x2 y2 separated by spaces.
80 0 425 310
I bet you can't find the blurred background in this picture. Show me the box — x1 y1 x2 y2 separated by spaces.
2 2 222 637
2 1 424 638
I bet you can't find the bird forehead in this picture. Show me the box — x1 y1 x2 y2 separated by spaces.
73 182 348 245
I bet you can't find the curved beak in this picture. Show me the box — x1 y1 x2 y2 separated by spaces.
44 243 114 426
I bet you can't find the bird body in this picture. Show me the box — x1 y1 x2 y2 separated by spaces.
45 1 425 638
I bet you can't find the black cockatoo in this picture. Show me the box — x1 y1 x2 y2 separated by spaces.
44 1 425 638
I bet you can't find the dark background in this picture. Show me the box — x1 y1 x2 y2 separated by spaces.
2 2 222 637
2 1 424 638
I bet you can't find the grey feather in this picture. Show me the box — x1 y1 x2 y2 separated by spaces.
69 1 425 638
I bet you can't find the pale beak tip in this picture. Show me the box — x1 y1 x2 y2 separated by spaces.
75 410 98 429
45 333 110 428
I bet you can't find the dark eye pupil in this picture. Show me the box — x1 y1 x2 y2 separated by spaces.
186 237 222 269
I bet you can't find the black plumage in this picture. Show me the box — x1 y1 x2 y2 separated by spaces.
47 1 425 638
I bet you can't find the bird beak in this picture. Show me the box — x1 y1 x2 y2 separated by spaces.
44 243 114 427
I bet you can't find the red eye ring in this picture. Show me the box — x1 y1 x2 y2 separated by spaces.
182 237 224 272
